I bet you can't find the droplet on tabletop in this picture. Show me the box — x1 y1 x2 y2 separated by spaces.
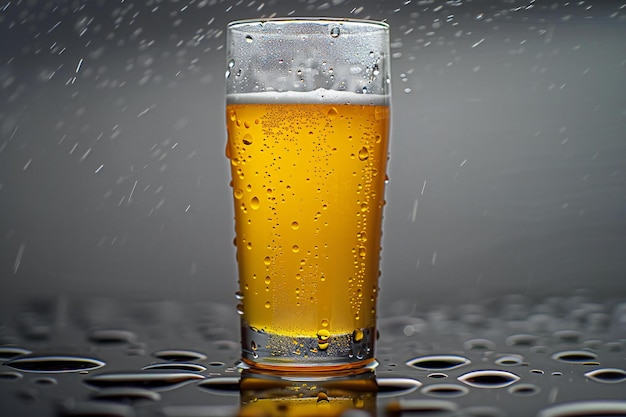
5 354 106 373
457 370 520 388
584 368 626 384
406 354 471 371
84 371 204 391
152 349 207 362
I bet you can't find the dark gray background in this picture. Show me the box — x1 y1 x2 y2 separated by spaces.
1 0 625 313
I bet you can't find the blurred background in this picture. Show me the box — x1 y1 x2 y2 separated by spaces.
1 0 625 313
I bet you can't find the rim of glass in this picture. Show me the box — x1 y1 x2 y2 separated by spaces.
227 17 389 30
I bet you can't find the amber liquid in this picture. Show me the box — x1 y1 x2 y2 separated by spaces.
226 97 389 350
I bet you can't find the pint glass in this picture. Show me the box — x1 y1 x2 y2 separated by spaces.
225 18 390 372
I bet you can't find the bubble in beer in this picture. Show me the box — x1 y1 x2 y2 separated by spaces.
250 197 260 210
321 318 329 328
353 329 364 342
242 134 253 145
317 329 330 350
330 26 340 38
327 107 338 119
358 147 369 161
291 221 299 230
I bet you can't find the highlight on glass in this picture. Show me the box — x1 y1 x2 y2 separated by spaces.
225 18 391 372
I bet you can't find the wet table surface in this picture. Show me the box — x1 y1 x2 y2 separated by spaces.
1 292 625 417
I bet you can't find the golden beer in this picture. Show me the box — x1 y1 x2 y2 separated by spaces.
226 91 389 369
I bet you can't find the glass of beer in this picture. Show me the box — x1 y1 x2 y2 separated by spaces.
225 18 390 372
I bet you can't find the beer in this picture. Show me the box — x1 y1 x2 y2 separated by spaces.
226 90 389 368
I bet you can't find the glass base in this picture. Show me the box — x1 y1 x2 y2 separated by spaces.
241 324 377 374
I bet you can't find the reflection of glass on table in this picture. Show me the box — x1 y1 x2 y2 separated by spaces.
238 369 377 417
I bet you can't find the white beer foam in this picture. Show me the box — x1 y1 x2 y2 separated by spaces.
227 88 389 105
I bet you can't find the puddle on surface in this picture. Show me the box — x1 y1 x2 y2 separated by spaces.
0 293 624 416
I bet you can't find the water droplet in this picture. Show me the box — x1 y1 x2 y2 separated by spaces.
407 354 471 371
242 134 253 145
457 370 520 388
376 377 422 397
236 304 244 315
142 363 207 372
234 188 244 199
427 373 448 379
32 376 57 386
5 355 106 373
88 330 138 345
263 256 271 265
553 329 582 343
327 107 338 119
250 196 260 210
0 371 22 381
228 59 235 68
264 301 271 309
463 338 496 351
90 387 161 405
422 384 469 398
0 346 32 360
321 318 329 328
551 350 599 364
584 368 626 383
250 341 257 351
494 354 524 367
84 371 204 391
360 202 369 212
358 247 366 257
264 276 271 285
508 383 541 396
291 221 299 230
505 333 539 347
235 291 244 300
330 26 340 38
245 34 253 43
152 350 206 363
197 377 241 393
537 400 626 417
291 245 299 253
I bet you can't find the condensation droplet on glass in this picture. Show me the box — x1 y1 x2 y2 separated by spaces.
330 26 340 38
